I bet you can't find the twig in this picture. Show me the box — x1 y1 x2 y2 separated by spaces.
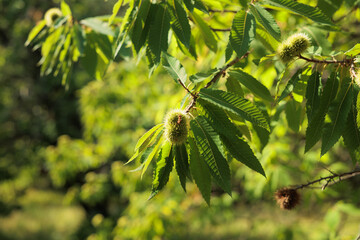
210 27 231 32
293 169 360 190
298 54 353 65
208 9 237 13
185 51 250 113
205 51 250 89
334 5 358 23
177 78 196 98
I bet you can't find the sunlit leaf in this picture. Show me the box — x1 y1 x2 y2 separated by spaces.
188 137 211 205
162 52 188 85
61 0 72 16
229 69 273 102
305 71 321 122
25 20 46 46
174 144 190 192
321 78 353 156
264 0 333 25
80 18 115 36
250 3 281 41
168 0 191 48
305 72 339 152
190 11 217 52
191 116 232 195
148 4 170 65
230 10 256 58
199 100 266 176
149 141 174 199
278 68 302 102
199 88 270 131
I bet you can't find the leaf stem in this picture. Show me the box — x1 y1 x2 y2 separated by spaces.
185 52 250 113
298 54 353 65
208 9 237 13
210 27 231 32
177 78 196 98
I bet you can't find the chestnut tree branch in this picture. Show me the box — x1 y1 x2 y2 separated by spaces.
185 51 250 113
293 169 360 191
298 54 353 65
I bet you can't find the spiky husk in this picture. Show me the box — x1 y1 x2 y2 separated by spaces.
275 188 300 210
287 33 311 56
277 33 311 63
164 110 189 145
278 43 295 63
45 8 62 27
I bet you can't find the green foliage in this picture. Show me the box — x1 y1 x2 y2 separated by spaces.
20 0 360 233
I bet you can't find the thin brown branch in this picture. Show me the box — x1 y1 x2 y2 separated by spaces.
298 54 353 65
185 51 250 113
293 169 360 190
334 5 358 23
208 9 237 13
205 51 250 89
210 27 231 32
177 78 196 98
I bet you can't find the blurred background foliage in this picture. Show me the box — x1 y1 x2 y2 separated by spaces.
0 0 360 239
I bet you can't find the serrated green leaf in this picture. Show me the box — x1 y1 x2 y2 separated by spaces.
149 142 174 199
191 117 232 195
53 16 68 29
127 126 163 165
226 76 244 97
225 39 234 62
183 0 194 12
189 68 218 83
135 124 164 151
199 100 266 176
61 0 72 16
321 78 353 156
109 0 123 25
131 0 152 53
175 144 190 192
175 34 198 60
265 0 333 25
343 103 360 164
317 0 342 18
161 52 187 85
305 72 339 152
306 71 321 122
141 134 164 177
345 43 360 57
194 0 208 14
25 20 46 46
250 3 281 41
146 46 158 76
188 137 211 205
81 32 111 80
190 11 217 52
230 10 256 58
278 68 302 102
199 88 270 131
229 69 273 102
73 23 85 55
168 0 191 48
148 4 170 65
114 0 140 59
285 99 302 132
255 24 279 52
80 18 115 36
